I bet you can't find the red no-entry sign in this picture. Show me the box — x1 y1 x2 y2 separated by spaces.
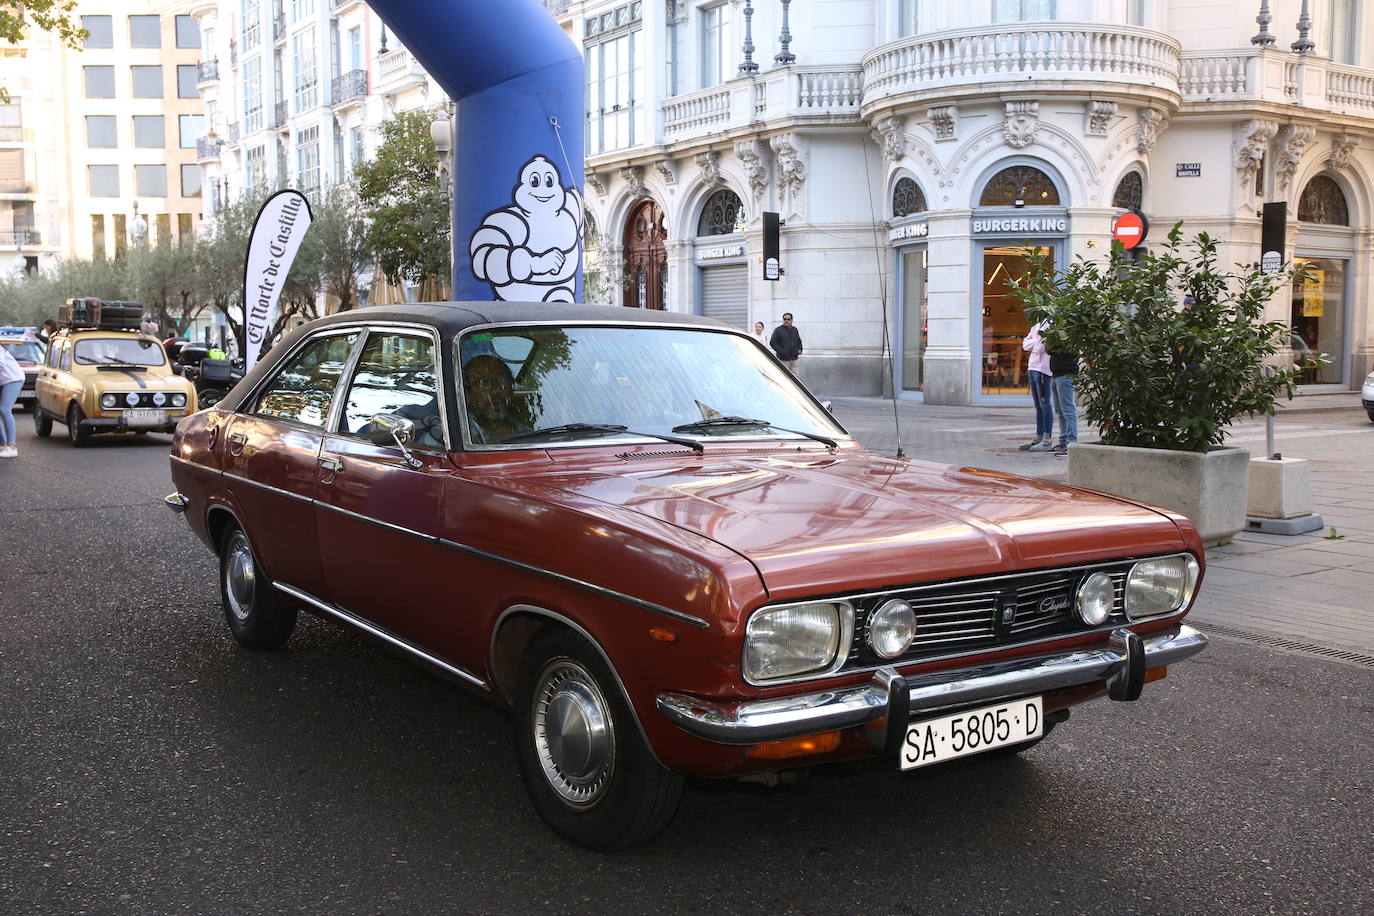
1111 211 1148 249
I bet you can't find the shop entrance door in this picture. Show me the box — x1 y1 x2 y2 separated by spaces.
977 245 1053 399
898 246 928 392
1291 257 1348 386
622 199 666 310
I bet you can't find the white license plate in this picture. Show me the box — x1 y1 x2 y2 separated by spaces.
124 408 166 427
900 696 1044 770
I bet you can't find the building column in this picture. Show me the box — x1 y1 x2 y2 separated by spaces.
921 209 974 406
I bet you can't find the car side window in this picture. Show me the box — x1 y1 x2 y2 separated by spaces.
340 332 444 450
47 342 60 368
59 342 71 371
254 332 359 428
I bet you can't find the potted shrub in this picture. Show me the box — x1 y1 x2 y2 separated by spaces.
1011 226 1303 546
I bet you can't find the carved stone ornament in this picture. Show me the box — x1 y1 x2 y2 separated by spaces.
1002 101 1040 150
1276 124 1317 193
1086 100 1117 137
734 138 769 201
654 158 677 186
1234 119 1278 189
869 114 906 162
769 132 808 215
586 171 607 198
929 105 957 141
1329 134 1361 171
619 165 647 199
1137 108 1166 153
694 150 723 188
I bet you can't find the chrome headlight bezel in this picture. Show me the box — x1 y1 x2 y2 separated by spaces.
866 598 917 659
100 393 117 409
1075 571 1115 626
1125 555 1201 621
171 392 187 407
743 601 854 685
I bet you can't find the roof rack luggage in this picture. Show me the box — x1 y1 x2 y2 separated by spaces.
58 298 144 331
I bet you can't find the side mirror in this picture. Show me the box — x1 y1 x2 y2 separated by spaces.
821 400 834 413
368 412 415 447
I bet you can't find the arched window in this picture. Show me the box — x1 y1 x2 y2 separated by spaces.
697 188 746 235
583 209 599 250
1297 175 1349 225
979 165 1060 207
1112 172 1143 211
892 177 927 217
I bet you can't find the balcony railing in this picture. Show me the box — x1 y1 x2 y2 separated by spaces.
662 65 864 139
197 136 223 160
0 229 40 246
228 121 240 144
541 0 571 16
376 48 428 89
1179 48 1374 114
198 59 219 83
331 69 368 105
273 13 286 43
862 22 1181 106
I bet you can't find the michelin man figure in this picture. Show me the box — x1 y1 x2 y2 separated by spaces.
470 155 583 301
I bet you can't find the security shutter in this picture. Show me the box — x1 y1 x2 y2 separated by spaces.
699 264 748 329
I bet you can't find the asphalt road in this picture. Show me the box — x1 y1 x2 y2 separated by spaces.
1 418 1371 915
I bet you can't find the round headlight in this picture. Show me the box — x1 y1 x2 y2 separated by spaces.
1075 572 1115 626
1126 555 1200 620
172 393 186 407
152 391 167 406
867 599 916 659
124 392 139 407
101 393 117 409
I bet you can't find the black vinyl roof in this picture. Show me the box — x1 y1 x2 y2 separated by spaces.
300 300 735 337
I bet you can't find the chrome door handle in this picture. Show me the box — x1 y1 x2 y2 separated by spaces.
227 432 247 456
317 455 344 473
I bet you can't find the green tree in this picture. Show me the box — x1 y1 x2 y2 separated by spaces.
129 242 205 336
354 108 451 289
310 185 371 312
1 1 87 101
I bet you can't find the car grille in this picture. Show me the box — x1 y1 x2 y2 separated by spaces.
105 392 174 408
848 566 1130 669
21 374 36 391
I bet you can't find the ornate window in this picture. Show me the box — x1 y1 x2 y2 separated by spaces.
697 188 745 236
1112 172 1143 211
892 177 927 217
584 209 599 250
1297 174 1349 225
979 165 1060 207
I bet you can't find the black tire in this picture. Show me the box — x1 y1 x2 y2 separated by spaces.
219 526 297 650
199 388 225 408
33 409 51 437
1367 409 1374 423
513 628 683 851
66 403 90 447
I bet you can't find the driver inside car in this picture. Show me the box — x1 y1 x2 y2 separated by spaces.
463 354 532 445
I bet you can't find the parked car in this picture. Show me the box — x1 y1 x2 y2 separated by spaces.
0 327 44 409
1361 368 1374 422
165 301 1209 850
36 299 198 446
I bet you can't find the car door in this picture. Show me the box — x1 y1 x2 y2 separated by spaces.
313 327 459 656
221 329 362 603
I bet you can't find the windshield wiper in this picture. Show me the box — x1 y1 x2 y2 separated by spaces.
94 363 148 371
672 416 838 449
503 423 704 453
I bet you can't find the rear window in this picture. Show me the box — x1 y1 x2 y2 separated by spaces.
74 336 166 366
1 341 44 363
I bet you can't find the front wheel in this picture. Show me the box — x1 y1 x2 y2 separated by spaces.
1367 409 1374 423
66 403 90 447
513 629 683 851
219 527 297 649
33 409 51 437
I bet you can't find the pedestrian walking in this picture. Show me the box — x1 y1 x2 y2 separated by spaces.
1020 319 1053 451
753 321 767 346
1049 346 1079 457
0 337 24 458
769 312 803 371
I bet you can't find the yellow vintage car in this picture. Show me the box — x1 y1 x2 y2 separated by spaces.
34 300 197 446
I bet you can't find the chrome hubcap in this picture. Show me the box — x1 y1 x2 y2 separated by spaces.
224 534 255 622
532 661 614 807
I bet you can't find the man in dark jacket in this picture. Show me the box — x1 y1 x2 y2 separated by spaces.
769 312 803 371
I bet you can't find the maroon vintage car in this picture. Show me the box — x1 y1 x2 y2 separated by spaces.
166 301 1208 850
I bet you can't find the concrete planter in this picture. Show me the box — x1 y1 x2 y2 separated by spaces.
1067 443 1252 547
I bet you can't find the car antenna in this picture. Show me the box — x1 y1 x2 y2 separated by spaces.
861 135 905 458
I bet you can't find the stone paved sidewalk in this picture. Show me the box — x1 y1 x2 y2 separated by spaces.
827 392 1374 655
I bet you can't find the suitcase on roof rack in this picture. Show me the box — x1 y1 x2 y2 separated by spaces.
58 298 144 330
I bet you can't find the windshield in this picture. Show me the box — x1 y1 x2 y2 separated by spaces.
456 325 844 447
74 336 166 366
1 341 44 364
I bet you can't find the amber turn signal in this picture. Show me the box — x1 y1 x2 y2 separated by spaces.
745 730 841 760
648 627 677 642
1145 666 1168 683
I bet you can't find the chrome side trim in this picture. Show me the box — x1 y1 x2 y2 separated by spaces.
221 470 315 504
438 537 710 630
656 625 1209 745
493 604 665 767
316 499 435 542
273 581 488 691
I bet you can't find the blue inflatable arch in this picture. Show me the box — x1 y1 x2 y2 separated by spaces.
367 0 584 302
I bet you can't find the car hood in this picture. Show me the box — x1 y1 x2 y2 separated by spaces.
82 368 187 387
530 447 1189 598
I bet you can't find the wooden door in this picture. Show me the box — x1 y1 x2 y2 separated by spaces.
622 198 666 310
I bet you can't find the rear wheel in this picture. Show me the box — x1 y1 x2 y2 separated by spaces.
33 409 51 437
219 526 297 649
66 403 90 447
513 628 683 851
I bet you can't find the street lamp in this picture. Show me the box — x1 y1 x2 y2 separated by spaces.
130 200 149 248
429 107 452 200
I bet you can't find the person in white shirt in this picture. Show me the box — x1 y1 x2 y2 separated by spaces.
753 321 767 346
0 337 25 457
1019 320 1054 452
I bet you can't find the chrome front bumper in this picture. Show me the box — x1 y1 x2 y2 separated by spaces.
656 625 1208 746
